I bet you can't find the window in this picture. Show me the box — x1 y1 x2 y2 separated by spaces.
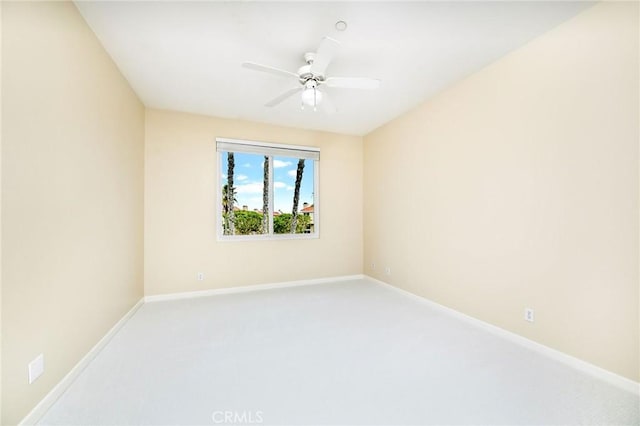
216 138 319 240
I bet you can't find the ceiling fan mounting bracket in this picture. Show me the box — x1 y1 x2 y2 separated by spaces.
304 52 316 65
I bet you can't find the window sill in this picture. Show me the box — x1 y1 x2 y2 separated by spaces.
216 233 319 242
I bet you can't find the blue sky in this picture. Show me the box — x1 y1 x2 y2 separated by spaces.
221 153 314 213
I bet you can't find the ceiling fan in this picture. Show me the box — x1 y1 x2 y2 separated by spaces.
242 37 380 112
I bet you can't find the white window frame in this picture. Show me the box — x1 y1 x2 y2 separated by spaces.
216 137 320 241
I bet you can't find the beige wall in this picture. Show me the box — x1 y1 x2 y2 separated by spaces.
364 2 639 382
1 2 145 424
145 109 362 295
0 1 3 422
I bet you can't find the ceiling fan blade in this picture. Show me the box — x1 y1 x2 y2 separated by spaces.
309 36 340 76
320 91 336 115
242 62 299 79
265 87 302 107
324 77 380 90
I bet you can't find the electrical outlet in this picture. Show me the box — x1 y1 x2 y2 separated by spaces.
524 308 535 323
197 272 204 281
384 266 391 276
28 354 44 384
371 263 376 270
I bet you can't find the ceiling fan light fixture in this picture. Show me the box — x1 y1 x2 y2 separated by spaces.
301 84 322 108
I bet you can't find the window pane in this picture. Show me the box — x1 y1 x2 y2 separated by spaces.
220 152 269 235
272 156 314 234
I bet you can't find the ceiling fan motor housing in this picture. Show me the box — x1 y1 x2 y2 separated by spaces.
298 52 326 83
297 64 313 81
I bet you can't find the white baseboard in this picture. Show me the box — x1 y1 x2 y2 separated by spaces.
144 274 365 303
364 275 640 396
19 298 145 426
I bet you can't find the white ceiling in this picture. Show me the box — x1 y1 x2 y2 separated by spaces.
75 1 592 136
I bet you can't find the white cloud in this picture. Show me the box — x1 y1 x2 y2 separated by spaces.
287 169 297 178
242 163 252 168
273 160 292 169
235 182 264 194
274 182 295 192
245 197 262 207
236 174 248 182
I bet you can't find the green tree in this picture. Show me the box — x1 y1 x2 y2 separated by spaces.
226 152 235 235
290 159 305 233
274 214 291 234
222 184 237 235
222 184 236 215
262 156 269 234
274 212 311 234
296 214 311 233
234 210 263 235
